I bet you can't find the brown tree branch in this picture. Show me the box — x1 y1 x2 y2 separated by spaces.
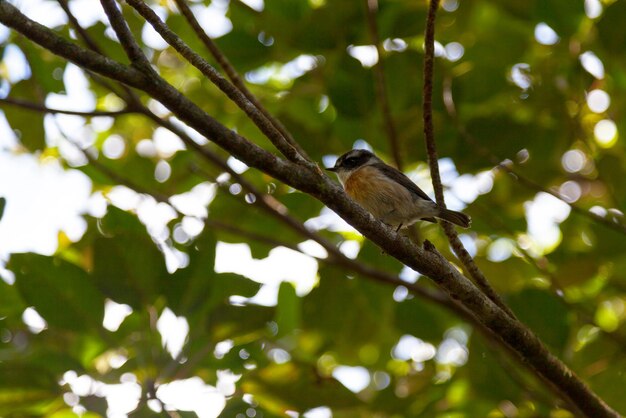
124 0 310 167
0 2 619 416
100 0 152 70
58 0 143 102
421 0 517 320
57 0 103 55
363 0 402 169
0 5 147 86
171 0 310 162
57 0 133 97
421 0 444 208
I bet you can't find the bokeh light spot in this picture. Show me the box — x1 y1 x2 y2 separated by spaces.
594 119 617 148
442 0 459 12
445 42 464 62
587 89 610 113
585 0 602 19
347 45 379 68
332 366 370 393
102 134 125 159
534 23 559 45
580 51 605 79
509 63 532 90
559 181 582 203
561 149 587 173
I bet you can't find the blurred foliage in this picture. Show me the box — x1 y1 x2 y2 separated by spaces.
1 0 626 416
0 197 5 221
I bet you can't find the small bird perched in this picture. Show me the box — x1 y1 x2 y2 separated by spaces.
327 149 471 230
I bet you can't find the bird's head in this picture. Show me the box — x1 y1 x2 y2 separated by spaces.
327 149 380 183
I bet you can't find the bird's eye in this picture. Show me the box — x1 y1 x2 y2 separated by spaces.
344 157 358 167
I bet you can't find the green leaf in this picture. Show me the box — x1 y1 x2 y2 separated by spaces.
0 363 58 391
167 228 261 321
507 288 570 353
166 229 218 314
50 409 103 418
275 281 300 337
534 0 584 38
214 29 271 72
394 294 457 343
2 86 45 151
474 256 536 293
209 304 274 342
464 337 526 403
0 276 25 319
327 55 376 119
0 385 60 417
242 362 363 412
218 398 254 417
10 254 104 332
302 265 397 362
597 1 626 63
92 207 168 308
280 192 324 221
27 349 85 377
13 38 65 93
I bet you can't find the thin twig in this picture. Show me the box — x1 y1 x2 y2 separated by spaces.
422 0 443 204
421 0 517 320
125 0 310 167
100 0 153 71
81 153 169 202
172 0 310 162
0 97 135 117
58 0 143 102
58 0 104 54
58 0 132 97
363 0 402 169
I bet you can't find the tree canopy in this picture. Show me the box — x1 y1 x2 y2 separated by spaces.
0 0 626 417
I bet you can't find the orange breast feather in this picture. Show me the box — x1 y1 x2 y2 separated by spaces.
344 166 405 218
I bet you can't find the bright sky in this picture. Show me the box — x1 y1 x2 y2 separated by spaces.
1 0 613 416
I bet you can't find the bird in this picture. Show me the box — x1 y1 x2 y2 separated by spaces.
327 149 471 230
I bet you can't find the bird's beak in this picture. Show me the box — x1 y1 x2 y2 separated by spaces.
326 166 338 172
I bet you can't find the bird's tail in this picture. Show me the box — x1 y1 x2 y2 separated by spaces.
437 208 471 228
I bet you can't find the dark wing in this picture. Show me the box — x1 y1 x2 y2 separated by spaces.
373 162 433 202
